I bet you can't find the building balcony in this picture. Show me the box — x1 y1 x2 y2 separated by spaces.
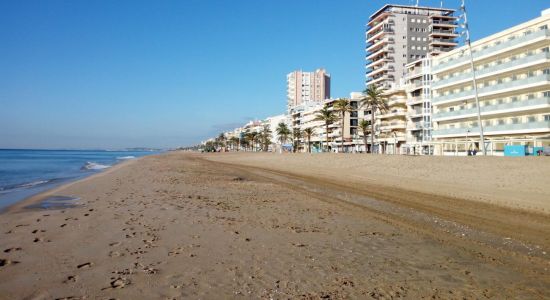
430 38 458 47
377 110 407 119
432 74 550 105
367 28 393 44
366 37 394 53
366 45 395 61
368 65 394 77
433 96 550 121
429 30 459 38
379 122 407 131
367 74 394 86
387 97 406 106
366 57 393 69
432 52 550 90
407 110 426 117
432 120 550 138
367 12 391 27
407 96 428 105
407 121 427 131
405 68 424 80
406 80 428 92
366 19 395 35
432 29 550 73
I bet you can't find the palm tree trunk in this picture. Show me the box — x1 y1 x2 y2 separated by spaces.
371 109 375 154
341 113 345 153
325 124 329 152
308 136 311 153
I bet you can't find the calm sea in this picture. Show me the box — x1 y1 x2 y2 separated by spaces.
0 149 159 211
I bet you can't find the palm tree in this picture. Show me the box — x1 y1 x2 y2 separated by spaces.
244 131 255 151
292 127 302 153
217 133 226 149
333 98 352 153
275 122 291 153
229 137 240 151
303 127 315 153
260 125 272 151
313 105 336 152
360 85 388 153
358 119 370 153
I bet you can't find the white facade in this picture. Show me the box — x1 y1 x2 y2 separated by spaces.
430 9 550 155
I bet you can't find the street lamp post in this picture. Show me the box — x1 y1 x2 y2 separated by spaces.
461 0 486 155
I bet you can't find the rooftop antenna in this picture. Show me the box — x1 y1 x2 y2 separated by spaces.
415 0 419 7
440 0 443 8
460 0 486 156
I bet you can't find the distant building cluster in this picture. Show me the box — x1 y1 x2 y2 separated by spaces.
202 5 550 156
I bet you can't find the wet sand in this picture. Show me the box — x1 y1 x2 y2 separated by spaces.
0 152 548 299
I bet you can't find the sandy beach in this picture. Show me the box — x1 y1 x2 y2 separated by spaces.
0 152 549 299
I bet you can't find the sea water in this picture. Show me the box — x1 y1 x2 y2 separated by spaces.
0 149 159 211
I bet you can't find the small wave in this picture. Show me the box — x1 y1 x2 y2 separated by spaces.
0 180 51 194
81 162 111 170
117 156 135 160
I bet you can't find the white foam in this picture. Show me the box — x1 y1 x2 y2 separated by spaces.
116 156 135 160
82 162 111 170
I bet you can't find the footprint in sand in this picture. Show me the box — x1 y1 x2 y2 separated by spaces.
0 258 20 267
63 275 78 283
77 262 93 269
4 247 22 253
109 242 121 247
109 251 122 258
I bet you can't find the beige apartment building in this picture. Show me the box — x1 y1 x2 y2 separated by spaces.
366 4 458 89
431 9 550 155
287 69 331 112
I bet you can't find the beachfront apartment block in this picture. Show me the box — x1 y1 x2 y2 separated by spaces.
404 57 434 154
431 9 550 153
287 69 331 112
366 4 458 89
376 88 408 154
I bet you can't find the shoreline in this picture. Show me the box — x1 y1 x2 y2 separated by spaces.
0 155 147 214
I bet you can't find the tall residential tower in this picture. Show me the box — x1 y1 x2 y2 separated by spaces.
366 4 458 89
287 69 331 112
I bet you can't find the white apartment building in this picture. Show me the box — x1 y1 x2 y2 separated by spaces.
366 4 458 89
431 9 550 155
404 57 434 154
287 69 331 112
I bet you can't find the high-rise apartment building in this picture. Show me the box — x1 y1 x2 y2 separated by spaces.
287 69 330 112
366 4 458 89
431 9 550 154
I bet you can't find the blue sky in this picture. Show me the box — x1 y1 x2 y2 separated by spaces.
1 0 548 149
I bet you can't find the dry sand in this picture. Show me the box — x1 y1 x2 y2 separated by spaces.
0 152 549 299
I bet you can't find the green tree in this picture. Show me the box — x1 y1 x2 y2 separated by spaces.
313 105 336 152
360 85 388 153
275 122 291 153
358 119 370 153
217 133 226 149
292 127 302 153
333 98 352 153
260 125 272 151
303 127 315 153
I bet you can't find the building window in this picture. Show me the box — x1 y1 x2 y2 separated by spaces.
544 91 550 97
545 115 550 121
511 117 519 124
528 116 536 122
